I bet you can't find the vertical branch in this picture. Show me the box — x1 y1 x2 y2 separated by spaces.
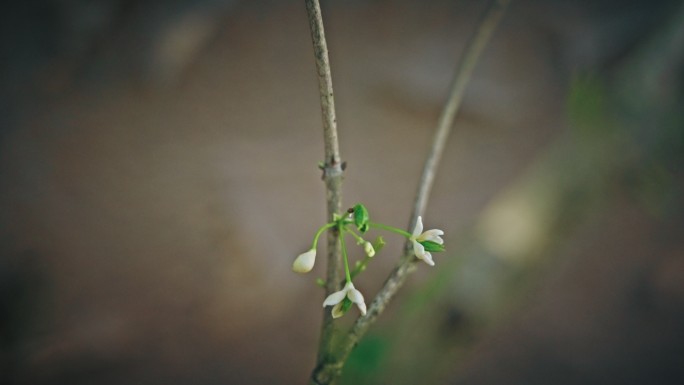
304 0 344 383
308 1 511 383
306 0 342 165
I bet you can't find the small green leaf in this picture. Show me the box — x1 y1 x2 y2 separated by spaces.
353 203 370 233
420 240 445 252
315 278 326 287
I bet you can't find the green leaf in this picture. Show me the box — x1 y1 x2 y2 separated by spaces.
420 240 445 252
353 203 370 233
315 278 326 287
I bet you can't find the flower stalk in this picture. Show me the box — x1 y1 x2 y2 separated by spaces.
293 211 444 316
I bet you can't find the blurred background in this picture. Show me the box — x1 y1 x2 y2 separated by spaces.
1 0 683 384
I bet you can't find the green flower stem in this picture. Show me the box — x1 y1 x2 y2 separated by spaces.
339 231 352 283
350 255 372 280
344 226 365 244
369 222 412 238
312 222 337 249
344 226 371 279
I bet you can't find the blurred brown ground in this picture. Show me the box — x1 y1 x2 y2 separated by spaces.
1 1 683 384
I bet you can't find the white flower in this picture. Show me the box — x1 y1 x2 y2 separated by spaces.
363 241 375 257
292 249 316 273
410 216 444 266
322 281 367 318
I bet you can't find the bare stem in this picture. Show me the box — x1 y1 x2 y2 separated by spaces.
410 0 511 229
308 1 511 383
304 0 345 384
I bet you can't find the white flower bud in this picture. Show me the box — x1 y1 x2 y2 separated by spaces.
292 249 316 273
363 241 375 257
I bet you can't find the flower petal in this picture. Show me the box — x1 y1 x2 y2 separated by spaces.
412 240 435 266
322 288 347 307
356 300 367 315
347 287 367 315
331 302 345 318
412 239 425 258
419 229 444 244
421 251 435 266
412 216 424 238
346 286 364 305
292 249 316 273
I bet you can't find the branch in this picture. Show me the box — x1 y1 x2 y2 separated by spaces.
410 0 511 228
304 0 345 383
309 0 511 383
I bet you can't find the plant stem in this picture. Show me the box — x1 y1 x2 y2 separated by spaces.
344 227 365 244
339 227 370 280
410 0 510 229
308 1 511 383
369 222 413 238
339 232 352 283
304 0 345 384
350 255 372 280
312 222 337 249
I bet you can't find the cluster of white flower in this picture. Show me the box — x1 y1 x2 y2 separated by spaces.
293 207 445 319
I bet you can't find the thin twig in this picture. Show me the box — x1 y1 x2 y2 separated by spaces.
308 0 511 383
410 0 511 230
304 0 345 384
